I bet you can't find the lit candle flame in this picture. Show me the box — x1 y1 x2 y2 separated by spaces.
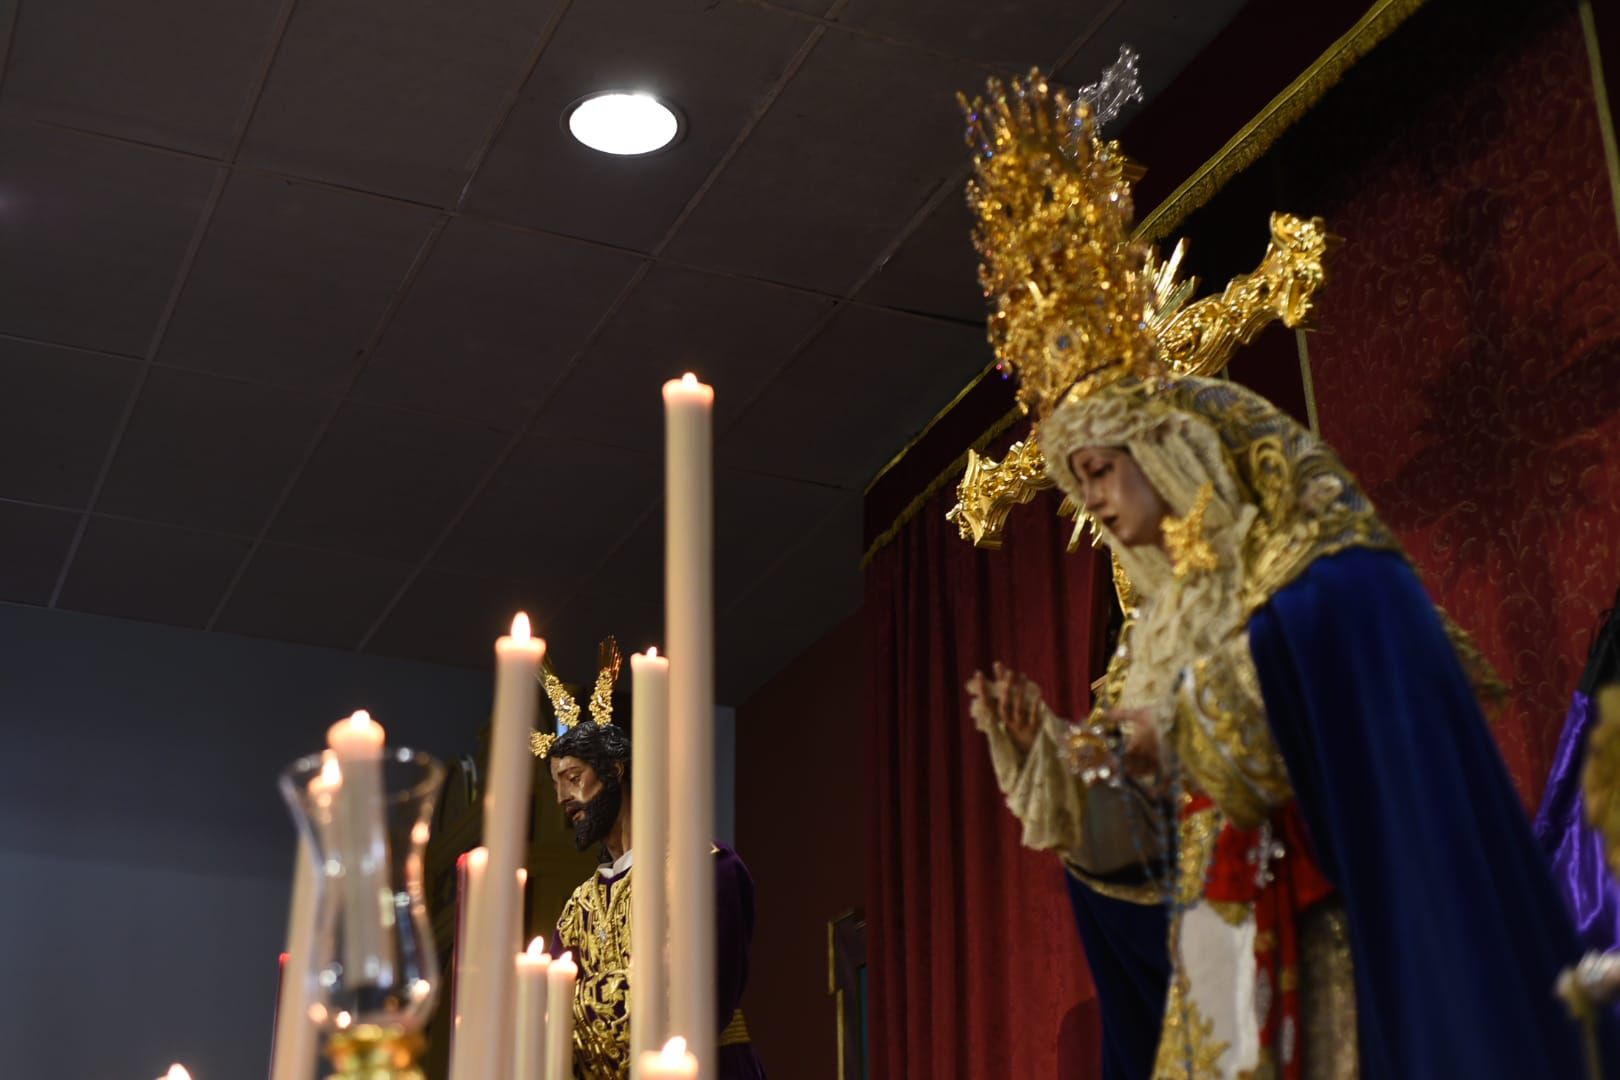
313 753 342 794
660 1037 689 1061
467 846 488 872
647 646 659 658
526 936 549 958
680 372 698 387
161 1066 192 1080
511 612 532 641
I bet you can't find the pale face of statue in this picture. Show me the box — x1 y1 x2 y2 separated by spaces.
1067 446 1173 550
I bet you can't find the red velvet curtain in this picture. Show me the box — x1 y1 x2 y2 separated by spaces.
864 456 1111 1080
1289 0 1620 804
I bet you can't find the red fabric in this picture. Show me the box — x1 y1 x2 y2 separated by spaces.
865 453 1109 1080
1295 1 1620 805
1195 796 1334 1079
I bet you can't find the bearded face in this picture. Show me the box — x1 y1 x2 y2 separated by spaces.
550 753 626 851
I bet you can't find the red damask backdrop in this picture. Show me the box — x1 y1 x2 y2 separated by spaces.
1284 0 1620 804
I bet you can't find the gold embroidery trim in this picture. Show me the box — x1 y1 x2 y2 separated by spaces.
1164 482 1221 580
1156 970 1230 1078
556 870 634 1079
1172 633 1294 830
1176 804 1223 909
719 1009 751 1047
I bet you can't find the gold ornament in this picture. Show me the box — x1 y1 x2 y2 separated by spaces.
531 636 623 759
325 1025 426 1080
945 438 1056 549
947 68 1334 549
958 70 1158 420
587 636 622 728
1162 482 1219 580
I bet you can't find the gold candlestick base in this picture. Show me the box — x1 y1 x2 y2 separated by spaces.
326 1025 427 1080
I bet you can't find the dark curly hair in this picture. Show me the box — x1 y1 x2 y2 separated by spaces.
545 720 631 787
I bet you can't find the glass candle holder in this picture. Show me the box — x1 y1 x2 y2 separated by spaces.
281 747 445 1074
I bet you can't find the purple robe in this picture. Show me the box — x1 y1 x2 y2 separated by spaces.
1533 591 1620 953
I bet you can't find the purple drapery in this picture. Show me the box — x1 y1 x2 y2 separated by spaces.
1533 691 1620 953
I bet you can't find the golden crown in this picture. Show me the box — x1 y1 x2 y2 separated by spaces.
531 636 622 758
949 68 1334 549
959 70 1159 419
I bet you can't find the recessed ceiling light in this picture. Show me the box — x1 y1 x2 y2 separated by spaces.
565 91 682 156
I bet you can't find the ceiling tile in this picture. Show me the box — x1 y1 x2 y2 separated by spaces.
838 0 1099 67
57 516 250 628
351 218 644 429
0 337 140 508
2 0 285 156
0 1 16 72
540 458 849 699
465 0 812 251
546 514 664 664
159 173 439 396
717 490 860 701
855 188 984 322
214 542 411 651
433 435 658 592
762 0 834 14
97 367 327 535
268 403 509 563
0 119 219 355
1054 1 1252 101
535 264 833 450
0 502 79 606
661 30 979 294
713 467 845 610
721 304 989 487
365 569 546 669
238 0 561 205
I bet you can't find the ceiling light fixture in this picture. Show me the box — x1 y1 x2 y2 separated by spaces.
565 91 682 156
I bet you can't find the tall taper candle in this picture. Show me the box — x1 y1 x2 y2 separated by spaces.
629 647 671 1078
663 373 715 1076
641 1037 699 1080
327 711 393 985
513 938 551 1080
500 867 527 1080
448 848 485 1066
545 950 577 1080
270 755 339 1080
450 614 543 1080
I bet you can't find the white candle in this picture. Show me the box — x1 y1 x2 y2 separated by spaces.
663 373 716 1076
513 937 551 1080
448 848 487 1079
326 710 394 986
500 867 528 1080
629 647 671 1079
271 755 338 1080
640 1037 699 1080
451 615 544 1080
545 950 577 1080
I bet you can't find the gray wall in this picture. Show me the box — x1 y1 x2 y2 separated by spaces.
0 603 491 1080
